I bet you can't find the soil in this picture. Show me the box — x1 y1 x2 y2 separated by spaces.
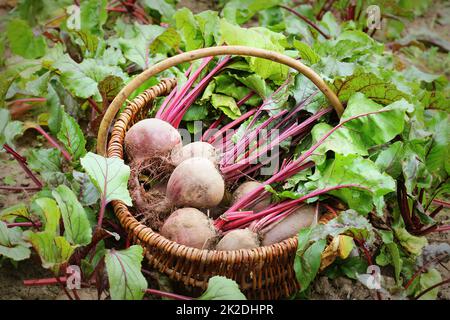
0 258 60 300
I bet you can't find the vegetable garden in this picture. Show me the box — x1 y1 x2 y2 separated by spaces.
0 0 449 301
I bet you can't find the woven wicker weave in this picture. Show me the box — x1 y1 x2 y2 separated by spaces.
100 46 343 299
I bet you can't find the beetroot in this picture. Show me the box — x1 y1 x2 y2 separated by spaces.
171 141 219 166
232 181 271 212
125 118 182 161
261 205 317 246
216 229 260 251
160 208 216 249
166 157 225 208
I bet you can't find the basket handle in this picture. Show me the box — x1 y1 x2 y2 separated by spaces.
97 45 343 155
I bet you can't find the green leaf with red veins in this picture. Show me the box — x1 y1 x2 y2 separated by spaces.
340 93 410 146
210 94 241 120
307 154 396 215
52 185 92 246
105 245 147 300
34 197 61 234
57 111 86 160
54 54 128 100
295 237 327 293
331 68 410 105
80 152 132 206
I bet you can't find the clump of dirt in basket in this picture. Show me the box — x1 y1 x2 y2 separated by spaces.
128 156 175 230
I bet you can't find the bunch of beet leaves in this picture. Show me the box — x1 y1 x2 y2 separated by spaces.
0 0 448 300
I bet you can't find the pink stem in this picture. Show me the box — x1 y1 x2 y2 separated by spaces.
221 107 331 174
6 221 42 228
144 289 192 300
208 108 257 144
203 92 255 143
432 199 450 208
216 184 366 231
279 5 331 39
224 110 389 213
237 91 256 106
7 97 46 105
161 57 214 122
32 125 72 162
24 277 68 286
3 144 43 189
170 56 232 127
201 115 224 142
87 97 102 114
156 65 193 118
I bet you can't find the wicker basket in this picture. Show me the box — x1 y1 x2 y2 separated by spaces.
97 46 344 299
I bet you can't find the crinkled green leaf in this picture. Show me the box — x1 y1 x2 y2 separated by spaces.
6 19 46 59
219 20 288 82
105 245 147 300
318 56 355 77
80 0 107 36
52 185 92 246
195 11 220 47
310 122 368 165
307 154 396 215
199 276 247 300
311 210 375 244
142 0 175 21
210 94 241 120
26 148 62 174
80 152 132 206
229 72 270 98
293 40 320 65
54 54 128 100
340 93 409 146
46 82 64 135
424 110 449 178
331 68 410 105
57 111 86 160
111 23 166 69
174 8 203 51
182 104 208 122
0 109 24 148
293 73 326 113
212 74 253 102
149 28 181 55
98 75 124 104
